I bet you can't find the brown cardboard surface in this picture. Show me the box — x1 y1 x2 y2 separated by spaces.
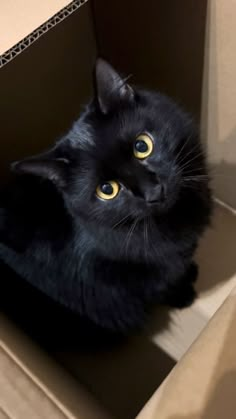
201 0 236 209
0 3 96 185
0 0 74 55
0 345 69 419
0 315 112 419
54 335 175 419
137 288 236 418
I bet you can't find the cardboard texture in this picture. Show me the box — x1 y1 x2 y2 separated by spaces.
0 1 87 57
1 0 236 418
0 2 95 184
0 316 112 419
137 287 236 419
0 346 70 419
201 0 236 209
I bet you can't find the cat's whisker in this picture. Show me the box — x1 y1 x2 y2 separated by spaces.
125 217 139 259
182 175 210 182
111 213 132 230
176 140 202 168
181 178 209 192
181 166 207 176
173 133 193 167
177 150 205 176
181 184 205 193
180 149 204 170
172 149 204 179
86 207 109 226
181 166 233 181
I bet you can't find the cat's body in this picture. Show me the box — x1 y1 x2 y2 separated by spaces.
0 60 212 335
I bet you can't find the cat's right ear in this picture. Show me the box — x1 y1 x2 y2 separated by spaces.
11 148 70 189
94 58 134 114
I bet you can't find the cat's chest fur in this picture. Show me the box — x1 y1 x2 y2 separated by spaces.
0 207 189 300
0 180 201 332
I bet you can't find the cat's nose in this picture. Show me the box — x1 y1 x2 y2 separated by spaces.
145 184 166 203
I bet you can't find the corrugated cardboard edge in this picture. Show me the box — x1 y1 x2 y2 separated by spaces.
0 340 76 419
0 0 88 69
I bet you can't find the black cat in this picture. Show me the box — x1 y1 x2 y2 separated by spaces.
0 59 212 335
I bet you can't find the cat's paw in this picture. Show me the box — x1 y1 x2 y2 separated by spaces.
166 283 197 309
187 262 199 284
161 262 198 309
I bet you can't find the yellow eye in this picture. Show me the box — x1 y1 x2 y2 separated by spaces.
133 133 154 159
96 180 120 200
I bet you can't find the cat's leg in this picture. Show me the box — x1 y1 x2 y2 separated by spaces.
85 279 148 333
83 260 150 334
159 262 198 309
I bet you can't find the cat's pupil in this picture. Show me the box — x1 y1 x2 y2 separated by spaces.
101 183 113 195
135 140 148 153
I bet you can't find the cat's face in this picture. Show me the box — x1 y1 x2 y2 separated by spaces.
13 59 207 230
67 99 187 227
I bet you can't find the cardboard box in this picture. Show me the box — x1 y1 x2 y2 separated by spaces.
1 1 236 418
138 287 236 419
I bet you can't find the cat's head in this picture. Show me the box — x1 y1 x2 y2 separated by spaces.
12 59 208 229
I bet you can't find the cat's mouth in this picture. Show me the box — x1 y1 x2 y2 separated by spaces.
144 192 177 216
134 199 169 219
145 185 168 211
147 200 159 205
146 201 167 214
146 200 165 210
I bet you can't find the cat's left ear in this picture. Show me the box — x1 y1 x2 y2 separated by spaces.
11 149 70 188
94 58 134 114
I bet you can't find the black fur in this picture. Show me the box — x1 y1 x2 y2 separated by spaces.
0 59 212 336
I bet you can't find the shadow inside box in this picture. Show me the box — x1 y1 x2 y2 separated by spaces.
195 195 236 295
0 261 175 419
56 329 175 419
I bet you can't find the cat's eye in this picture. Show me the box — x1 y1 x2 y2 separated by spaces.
96 181 120 200
134 133 154 159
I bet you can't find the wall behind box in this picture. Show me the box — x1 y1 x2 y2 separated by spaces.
93 0 208 120
201 0 236 209
0 3 96 184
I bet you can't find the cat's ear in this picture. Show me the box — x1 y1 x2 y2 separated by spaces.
94 58 134 114
11 149 69 188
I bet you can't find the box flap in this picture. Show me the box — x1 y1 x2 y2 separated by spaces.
0 344 70 419
137 287 236 418
0 1 86 58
